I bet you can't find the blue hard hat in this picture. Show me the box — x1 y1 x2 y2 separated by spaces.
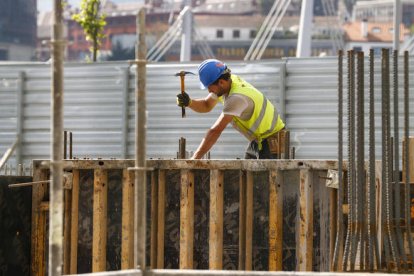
198 59 228 89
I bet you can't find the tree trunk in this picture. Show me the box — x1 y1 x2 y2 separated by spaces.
93 38 98 62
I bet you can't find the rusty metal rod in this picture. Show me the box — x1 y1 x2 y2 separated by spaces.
368 48 379 271
332 49 344 271
349 50 357 271
403 51 414 265
64 130 67 159
356 51 365 270
8 180 51 188
343 50 354 271
69 132 73 159
382 48 399 271
392 50 407 269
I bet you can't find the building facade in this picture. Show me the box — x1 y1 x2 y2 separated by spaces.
0 0 37 61
353 0 414 26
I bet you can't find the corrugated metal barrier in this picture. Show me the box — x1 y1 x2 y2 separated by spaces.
0 58 414 171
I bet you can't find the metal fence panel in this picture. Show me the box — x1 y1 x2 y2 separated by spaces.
1 57 414 171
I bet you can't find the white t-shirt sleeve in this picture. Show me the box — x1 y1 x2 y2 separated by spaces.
222 94 249 117
208 92 218 100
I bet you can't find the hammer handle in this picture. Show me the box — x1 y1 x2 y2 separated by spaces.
180 75 186 118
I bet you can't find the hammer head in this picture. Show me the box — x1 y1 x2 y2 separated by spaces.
174 70 195 77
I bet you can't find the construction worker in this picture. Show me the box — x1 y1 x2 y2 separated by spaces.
177 59 285 159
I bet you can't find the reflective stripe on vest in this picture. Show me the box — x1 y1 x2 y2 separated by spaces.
226 75 284 141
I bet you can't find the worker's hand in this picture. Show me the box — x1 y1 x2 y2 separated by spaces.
176 91 191 107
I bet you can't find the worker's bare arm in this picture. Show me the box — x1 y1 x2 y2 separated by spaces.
192 113 233 159
188 93 218 113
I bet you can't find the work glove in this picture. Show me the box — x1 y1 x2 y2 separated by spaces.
176 91 191 107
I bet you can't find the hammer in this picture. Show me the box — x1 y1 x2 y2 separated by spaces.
175 70 195 118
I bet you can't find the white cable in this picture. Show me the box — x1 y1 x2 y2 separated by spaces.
256 0 292 60
244 0 281 60
249 0 285 60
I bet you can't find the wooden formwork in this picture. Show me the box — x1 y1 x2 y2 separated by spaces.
31 159 344 275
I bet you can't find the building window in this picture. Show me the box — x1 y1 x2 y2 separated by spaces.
233 29 240 39
372 27 381 33
250 30 256 39
217 29 223 38
0 49 8 60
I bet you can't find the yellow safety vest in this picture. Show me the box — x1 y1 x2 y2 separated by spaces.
220 75 285 144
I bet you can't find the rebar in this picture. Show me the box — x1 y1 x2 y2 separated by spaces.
356 51 365 270
403 51 414 265
381 48 398 271
332 50 344 271
349 50 358 271
343 50 355 271
368 49 379 271
393 50 407 269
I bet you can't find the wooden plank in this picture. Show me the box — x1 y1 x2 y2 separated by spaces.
121 169 135 269
402 137 414 183
41 159 357 172
297 169 313 271
269 169 283 271
31 168 48 276
92 169 108 272
179 169 194 269
317 171 330 271
157 170 166 268
245 171 254 271
209 169 224 269
63 180 72 274
70 169 80 274
238 170 246 270
150 170 159 268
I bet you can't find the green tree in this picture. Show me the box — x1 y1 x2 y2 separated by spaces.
72 0 106 62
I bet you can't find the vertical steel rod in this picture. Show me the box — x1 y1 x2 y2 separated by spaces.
368 49 379 271
333 49 344 272
135 8 147 270
64 130 67 159
349 48 357 270
69 132 73 159
382 48 398 271
50 0 65 275
355 51 365 270
343 50 353 271
393 50 407 269
403 51 414 264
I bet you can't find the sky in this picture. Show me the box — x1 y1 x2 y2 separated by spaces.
37 0 141 12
